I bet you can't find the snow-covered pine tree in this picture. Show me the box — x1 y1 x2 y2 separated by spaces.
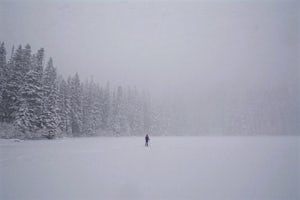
10 45 14 60
125 87 134 134
69 73 83 136
109 90 117 135
57 77 71 135
23 44 32 72
14 69 43 138
31 48 44 82
86 80 102 135
41 58 60 139
0 42 7 122
110 86 128 136
101 82 111 130
0 42 160 138
4 45 28 122
93 84 104 132
141 91 152 134
0 42 6 89
0 45 16 123
30 48 45 128
130 88 143 135
82 79 93 135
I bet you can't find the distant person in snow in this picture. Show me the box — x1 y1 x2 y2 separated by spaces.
145 134 150 147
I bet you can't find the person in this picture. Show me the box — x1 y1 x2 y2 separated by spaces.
145 134 150 147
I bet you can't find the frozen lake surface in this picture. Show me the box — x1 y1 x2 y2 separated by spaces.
0 136 299 200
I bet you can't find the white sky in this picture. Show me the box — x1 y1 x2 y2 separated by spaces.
1 0 299 94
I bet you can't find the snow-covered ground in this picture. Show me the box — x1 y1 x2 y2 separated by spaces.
0 136 299 200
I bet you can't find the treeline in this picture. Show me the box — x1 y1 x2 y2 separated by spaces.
0 42 164 139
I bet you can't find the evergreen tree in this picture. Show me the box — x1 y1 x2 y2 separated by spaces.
0 42 160 138
81 79 103 136
82 79 93 135
5 45 29 122
110 86 128 135
36 48 44 82
31 48 44 82
93 85 104 131
69 73 83 136
101 82 111 130
41 58 60 139
23 44 32 72
142 91 151 133
130 88 143 135
14 70 43 138
0 45 15 123
0 42 7 121
0 42 6 90
57 78 71 135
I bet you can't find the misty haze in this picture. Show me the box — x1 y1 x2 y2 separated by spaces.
0 0 299 200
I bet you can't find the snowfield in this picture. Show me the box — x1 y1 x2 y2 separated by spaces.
0 136 299 200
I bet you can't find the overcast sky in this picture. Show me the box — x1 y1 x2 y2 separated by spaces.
1 0 299 134
1 0 299 97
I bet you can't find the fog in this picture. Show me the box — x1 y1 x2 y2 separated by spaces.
1 0 299 135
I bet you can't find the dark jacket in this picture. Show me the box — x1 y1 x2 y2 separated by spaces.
145 135 150 142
